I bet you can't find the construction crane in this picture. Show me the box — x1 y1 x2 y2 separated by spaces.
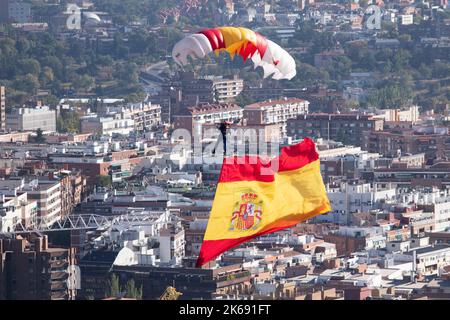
159 286 183 300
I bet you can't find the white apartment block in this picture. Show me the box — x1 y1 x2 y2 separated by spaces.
410 246 450 276
6 106 56 132
80 114 135 136
158 225 185 266
0 192 38 233
396 189 450 233
413 189 450 232
315 182 396 225
25 180 62 227
212 77 244 103
378 105 420 122
98 102 162 132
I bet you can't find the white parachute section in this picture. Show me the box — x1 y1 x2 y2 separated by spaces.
251 40 296 80
172 33 296 80
171 34 213 65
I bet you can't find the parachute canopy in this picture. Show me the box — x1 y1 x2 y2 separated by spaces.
172 27 296 80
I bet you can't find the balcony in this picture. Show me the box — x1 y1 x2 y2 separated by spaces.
50 271 68 280
51 291 68 300
51 280 67 291
50 259 68 269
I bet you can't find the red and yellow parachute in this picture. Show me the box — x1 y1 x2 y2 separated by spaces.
172 27 296 80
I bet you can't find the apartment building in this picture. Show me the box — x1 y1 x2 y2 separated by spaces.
287 113 384 147
244 98 309 138
0 235 76 300
6 106 56 132
97 102 162 132
80 114 135 136
363 128 449 161
0 86 5 131
373 163 450 188
315 181 396 225
417 195 450 233
324 227 385 256
408 245 450 276
157 223 185 266
0 191 38 233
25 180 62 227
156 73 244 122
48 170 87 218
173 103 243 137
7 1 31 23
180 73 244 104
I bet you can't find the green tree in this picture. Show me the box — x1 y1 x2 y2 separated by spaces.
41 67 54 86
35 128 46 143
96 175 112 188
105 274 121 298
19 58 41 76
40 56 64 79
114 62 139 86
57 111 80 133
124 279 143 300
105 274 142 299
235 94 254 108
14 74 40 95
311 32 336 54
73 74 94 92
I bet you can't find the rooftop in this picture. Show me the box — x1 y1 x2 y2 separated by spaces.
244 98 307 110
186 103 242 115
407 244 450 256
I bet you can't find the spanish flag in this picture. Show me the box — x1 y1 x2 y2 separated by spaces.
196 138 331 267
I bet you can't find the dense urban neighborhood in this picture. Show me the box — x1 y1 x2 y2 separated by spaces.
1 0 450 301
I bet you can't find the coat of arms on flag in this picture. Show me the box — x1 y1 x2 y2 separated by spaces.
230 192 263 231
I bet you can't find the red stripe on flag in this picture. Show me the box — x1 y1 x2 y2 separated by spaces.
196 225 293 268
218 138 319 183
196 202 331 267
219 155 275 183
278 137 319 172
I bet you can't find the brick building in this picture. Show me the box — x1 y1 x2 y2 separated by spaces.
0 235 76 300
363 129 449 162
243 98 309 138
173 103 243 137
323 233 367 256
287 113 383 147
